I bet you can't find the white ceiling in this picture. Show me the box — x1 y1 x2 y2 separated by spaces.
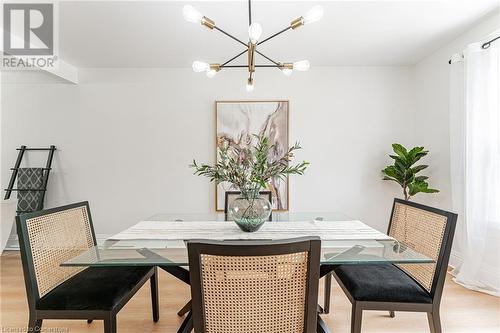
59 0 500 68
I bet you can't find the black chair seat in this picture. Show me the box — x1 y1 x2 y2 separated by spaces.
333 264 432 303
37 267 152 311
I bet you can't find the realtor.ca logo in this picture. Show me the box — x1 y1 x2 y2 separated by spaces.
2 2 58 69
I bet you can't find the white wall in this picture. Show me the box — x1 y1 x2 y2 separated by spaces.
2 10 497 242
1 67 416 237
413 10 500 262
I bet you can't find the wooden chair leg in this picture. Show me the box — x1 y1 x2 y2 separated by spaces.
87 319 93 323
427 310 442 333
389 311 395 318
323 273 332 314
104 314 117 333
150 267 160 322
351 302 363 333
28 315 42 333
177 300 192 316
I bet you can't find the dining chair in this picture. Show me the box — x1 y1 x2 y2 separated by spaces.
331 198 458 333
322 273 333 314
174 191 274 319
224 190 273 221
16 201 159 333
187 237 323 333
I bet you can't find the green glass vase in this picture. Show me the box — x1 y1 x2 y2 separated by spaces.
228 188 272 232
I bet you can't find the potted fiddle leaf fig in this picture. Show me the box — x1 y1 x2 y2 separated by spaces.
382 143 439 201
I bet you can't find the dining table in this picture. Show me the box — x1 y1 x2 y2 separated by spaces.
61 212 433 333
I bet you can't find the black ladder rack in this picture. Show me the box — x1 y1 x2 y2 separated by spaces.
4 145 56 213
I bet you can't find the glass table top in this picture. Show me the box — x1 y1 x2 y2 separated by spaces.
62 239 433 267
61 212 433 267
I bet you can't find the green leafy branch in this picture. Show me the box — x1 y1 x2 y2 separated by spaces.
190 134 309 192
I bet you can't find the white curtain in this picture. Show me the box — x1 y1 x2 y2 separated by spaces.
449 32 500 296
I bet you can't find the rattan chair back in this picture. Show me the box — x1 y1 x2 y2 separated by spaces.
16 202 96 299
388 199 455 295
188 237 320 333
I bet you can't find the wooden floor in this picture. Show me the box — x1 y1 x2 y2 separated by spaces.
1 251 499 333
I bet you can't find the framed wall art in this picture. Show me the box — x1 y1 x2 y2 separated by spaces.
215 100 289 211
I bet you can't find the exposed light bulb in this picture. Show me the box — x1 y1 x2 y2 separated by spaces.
281 68 293 76
303 5 323 24
246 78 254 92
248 22 263 44
206 69 217 78
183 5 203 24
192 61 209 72
293 60 310 71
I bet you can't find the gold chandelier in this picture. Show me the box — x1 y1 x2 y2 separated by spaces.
183 0 324 92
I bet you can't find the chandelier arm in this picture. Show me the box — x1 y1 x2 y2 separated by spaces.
222 65 248 68
221 49 248 67
255 50 280 66
213 26 248 48
221 65 281 68
248 0 252 26
257 26 292 45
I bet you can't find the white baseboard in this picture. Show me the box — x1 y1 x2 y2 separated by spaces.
4 233 113 251
4 234 19 250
